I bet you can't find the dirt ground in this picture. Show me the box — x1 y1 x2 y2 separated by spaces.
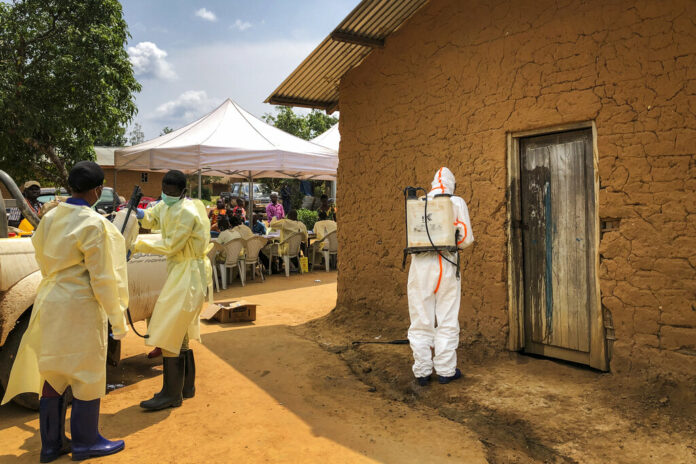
1 272 694 463
303 310 696 464
0 273 487 463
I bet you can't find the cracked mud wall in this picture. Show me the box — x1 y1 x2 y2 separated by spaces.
335 0 696 378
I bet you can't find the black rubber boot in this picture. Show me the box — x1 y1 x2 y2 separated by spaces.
438 368 462 384
182 349 196 399
39 396 71 463
70 398 125 461
140 353 185 411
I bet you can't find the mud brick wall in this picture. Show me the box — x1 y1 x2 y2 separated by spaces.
336 0 696 377
102 168 165 199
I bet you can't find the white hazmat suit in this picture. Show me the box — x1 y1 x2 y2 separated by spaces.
407 167 474 379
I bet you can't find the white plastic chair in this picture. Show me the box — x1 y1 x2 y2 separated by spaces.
241 236 268 282
266 232 303 277
220 238 245 288
207 242 224 292
311 230 338 272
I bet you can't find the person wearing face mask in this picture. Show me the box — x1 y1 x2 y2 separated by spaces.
2 161 129 462
132 170 212 411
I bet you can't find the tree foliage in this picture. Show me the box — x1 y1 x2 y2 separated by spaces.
0 0 141 187
128 122 145 145
262 106 337 141
160 126 174 136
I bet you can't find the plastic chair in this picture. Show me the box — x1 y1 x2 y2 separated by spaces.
311 230 338 272
207 242 224 292
220 238 245 288
266 232 303 277
241 236 267 282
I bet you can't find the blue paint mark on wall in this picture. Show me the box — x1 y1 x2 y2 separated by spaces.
544 181 554 340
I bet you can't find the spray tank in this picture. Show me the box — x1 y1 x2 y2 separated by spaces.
402 186 460 278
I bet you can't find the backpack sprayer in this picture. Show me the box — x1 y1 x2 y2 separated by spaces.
352 187 462 350
118 185 149 339
401 186 460 279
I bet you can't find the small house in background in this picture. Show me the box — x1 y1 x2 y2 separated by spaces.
95 146 165 199
268 0 696 379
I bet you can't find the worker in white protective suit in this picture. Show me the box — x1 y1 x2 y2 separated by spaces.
132 170 212 411
2 161 128 462
408 167 474 386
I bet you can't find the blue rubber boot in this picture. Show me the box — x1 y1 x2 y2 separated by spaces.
39 396 71 463
70 398 125 461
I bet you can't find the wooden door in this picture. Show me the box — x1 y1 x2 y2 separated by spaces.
519 129 603 367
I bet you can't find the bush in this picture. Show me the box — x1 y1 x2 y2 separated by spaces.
296 209 318 231
200 187 212 201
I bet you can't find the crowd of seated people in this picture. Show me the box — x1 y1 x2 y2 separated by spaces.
209 192 337 276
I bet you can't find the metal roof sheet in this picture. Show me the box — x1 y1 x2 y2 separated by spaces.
265 0 428 112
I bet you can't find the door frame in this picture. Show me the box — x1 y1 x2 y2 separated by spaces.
506 121 608 371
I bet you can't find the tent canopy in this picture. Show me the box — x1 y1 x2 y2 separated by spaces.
114 99 338 180
310 123 340 152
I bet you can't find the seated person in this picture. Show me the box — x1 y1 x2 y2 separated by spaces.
208 199 227 232
230 198 247 222
215 216 234 246
215 215 250 263
269 210 308 252
251 214 267 235
310 209 337 250
317 194 336 221
262 210 308 274
231 214 254 241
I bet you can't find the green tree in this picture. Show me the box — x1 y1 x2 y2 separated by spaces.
93 124 128 146
262 106 337 140
160 126 174 136
128 123 145 145
0 0 141 187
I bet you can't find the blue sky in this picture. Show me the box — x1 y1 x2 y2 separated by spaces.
121 0 356 139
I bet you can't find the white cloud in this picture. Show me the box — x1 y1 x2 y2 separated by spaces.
195 8 217 22
153 90 219 122
134 40 318 138
230 19 252 31
128 42 177 80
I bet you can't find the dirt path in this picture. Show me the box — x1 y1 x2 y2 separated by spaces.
0 273 487 463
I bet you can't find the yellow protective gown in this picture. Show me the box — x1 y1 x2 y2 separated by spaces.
1 203 129 404
269 218 308 254
133 199 212 355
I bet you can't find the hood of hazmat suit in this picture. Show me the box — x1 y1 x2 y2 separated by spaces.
407 167 474 379
2 203 129 404
133 198 212 354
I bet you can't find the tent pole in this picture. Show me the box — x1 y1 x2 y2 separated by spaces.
248 172 253 223
331 180 336 202
198 170 202 199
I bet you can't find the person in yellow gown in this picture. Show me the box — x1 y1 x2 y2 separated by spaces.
1 161 129 462
133 170 212 411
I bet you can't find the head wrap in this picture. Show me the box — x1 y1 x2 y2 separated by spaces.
430 167 456 195
68 161 104 193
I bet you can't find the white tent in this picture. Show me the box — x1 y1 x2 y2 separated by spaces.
310 123 340 151
114 99 338 180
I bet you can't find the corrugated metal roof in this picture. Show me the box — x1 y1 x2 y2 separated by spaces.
265 0 428 112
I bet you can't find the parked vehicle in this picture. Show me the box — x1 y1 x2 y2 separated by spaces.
36 187 69 204
116 196 156 212
0 172 167 409
93 187 122 215
226 182 271 214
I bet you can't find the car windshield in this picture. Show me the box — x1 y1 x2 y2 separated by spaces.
241 184 268 196
37 194 55 204
98 189 114 202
